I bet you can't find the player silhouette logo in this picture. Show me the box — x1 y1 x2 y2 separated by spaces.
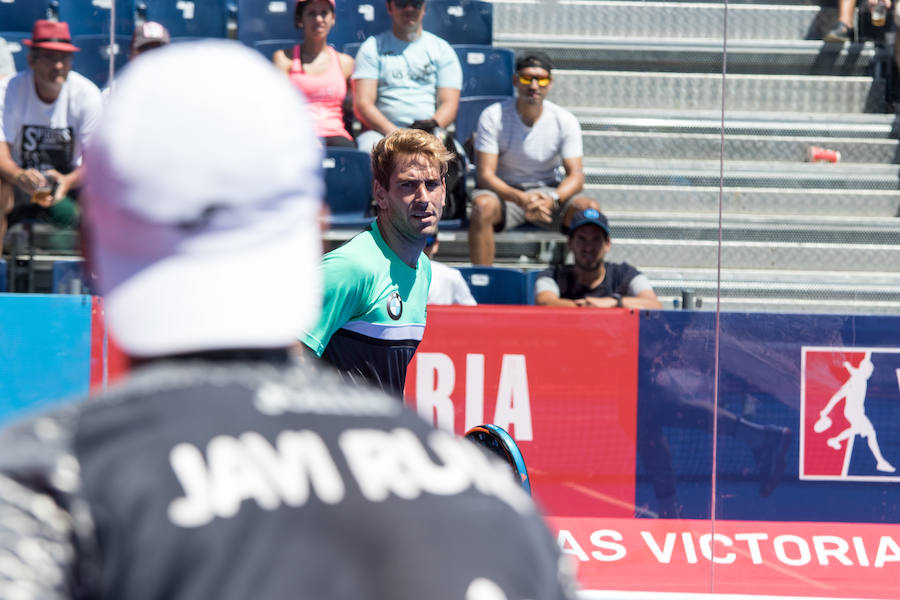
814 352 895 473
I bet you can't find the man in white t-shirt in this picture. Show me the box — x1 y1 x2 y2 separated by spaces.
0 20 102 244
424 233 476 305
351 0 462 153
468 52 599 266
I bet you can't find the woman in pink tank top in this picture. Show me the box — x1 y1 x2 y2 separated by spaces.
273 0 355 147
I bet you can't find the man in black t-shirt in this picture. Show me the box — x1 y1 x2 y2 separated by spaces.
0 41 575 600
534 208 662 310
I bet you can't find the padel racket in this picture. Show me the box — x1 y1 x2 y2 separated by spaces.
464 424 531 496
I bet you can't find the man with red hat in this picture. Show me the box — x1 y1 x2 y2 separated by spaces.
0 19 102 245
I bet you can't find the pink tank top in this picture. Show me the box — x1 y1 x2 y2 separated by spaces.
289 45 351 140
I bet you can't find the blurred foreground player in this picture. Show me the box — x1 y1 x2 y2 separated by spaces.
0 41 575 600
301 128 450 398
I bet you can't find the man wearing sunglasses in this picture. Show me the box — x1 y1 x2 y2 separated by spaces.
468 52 599 265
0 20 101 245
352 0 462 153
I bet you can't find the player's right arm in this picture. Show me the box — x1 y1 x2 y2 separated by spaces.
300 251 370 355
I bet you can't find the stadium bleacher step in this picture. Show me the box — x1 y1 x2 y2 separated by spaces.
590 185 900 218
582 157 900 189
583 130 900 163
501 38 886 76
552 69 888 114
492 1 838 42
574 108 900 138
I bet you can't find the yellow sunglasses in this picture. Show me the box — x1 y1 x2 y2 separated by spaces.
517 75 551 87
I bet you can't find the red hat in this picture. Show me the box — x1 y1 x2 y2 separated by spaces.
23 20 80 53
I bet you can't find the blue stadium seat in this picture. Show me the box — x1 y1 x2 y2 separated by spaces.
54 0 134 35
0 1 50 33
0 258 6 293
342 41 362 57
252 38 295 59
71 34 129 88
235 0 296 47
453 94 507 146
322 147 374 228
0 32 30 73
51 259 91 294
454 44 514 98
457 266 527 305
423 0 491 45
134 0 229 39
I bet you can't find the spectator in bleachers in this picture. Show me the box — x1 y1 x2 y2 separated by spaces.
824 0 857 42
130 20 170 59
351 0 462 153
534 208 662 310
0 20 101 245
424 232 477 305
300 128 451 398
467 52 599 266
824 0 890 42
273 0 355 147
0 37 14 79
103 21 171 101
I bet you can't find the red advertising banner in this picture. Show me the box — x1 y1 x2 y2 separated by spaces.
404 305 640 518
551 516 900 599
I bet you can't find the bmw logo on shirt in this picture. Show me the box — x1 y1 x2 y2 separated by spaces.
387 291 403 320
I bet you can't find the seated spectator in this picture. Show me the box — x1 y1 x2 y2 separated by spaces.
824 0 857 42
273 0 355 147
0 36 14 79
0 20 101 245
424 233 477 305
468 52 599 266
534 208 663 310
351 0 462 153
103 21 171 100
824 0 890 42
130 20 170 58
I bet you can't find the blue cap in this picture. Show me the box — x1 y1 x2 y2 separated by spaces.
568 208 610 237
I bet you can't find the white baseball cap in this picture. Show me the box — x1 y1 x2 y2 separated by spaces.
83 40 323 358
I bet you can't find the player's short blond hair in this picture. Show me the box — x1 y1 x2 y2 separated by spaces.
371 129 453 190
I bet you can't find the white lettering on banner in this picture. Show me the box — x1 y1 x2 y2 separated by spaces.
812 535 853 566
854 536 870 566
875 536 900 567
640 531 677 563
465 354 485 432
414 353 533 440
492 355 533 440
699 533 736 564
558 529 591 561
415 352 456 431
774 535 812 566
734 532 768 564
589 529 627 561
561 528 900 569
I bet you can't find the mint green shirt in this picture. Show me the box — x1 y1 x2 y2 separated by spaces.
301 222 431 396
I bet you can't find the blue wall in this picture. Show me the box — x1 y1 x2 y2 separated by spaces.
0 294 93 424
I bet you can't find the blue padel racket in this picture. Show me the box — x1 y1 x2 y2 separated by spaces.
464 424 531 496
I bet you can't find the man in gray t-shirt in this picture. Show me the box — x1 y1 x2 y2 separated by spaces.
467 52 599 265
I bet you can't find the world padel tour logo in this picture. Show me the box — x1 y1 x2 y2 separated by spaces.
800 347 900 482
